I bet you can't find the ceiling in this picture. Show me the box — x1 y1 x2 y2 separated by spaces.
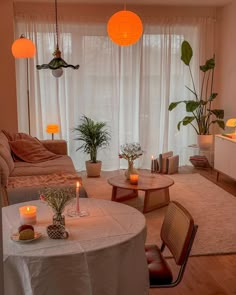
14 0 233 6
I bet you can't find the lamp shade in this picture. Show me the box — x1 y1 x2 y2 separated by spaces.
12 35 36 58
107 10 143 46
226 118 236 127
46 124 59 134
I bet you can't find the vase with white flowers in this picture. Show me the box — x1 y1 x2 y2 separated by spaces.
119 142 143 179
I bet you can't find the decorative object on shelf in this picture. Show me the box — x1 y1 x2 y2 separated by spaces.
107 7 143 46
73 115 111 177
67 181 89 217
19 205 37 225
40 187 75 226
129 174 139 185
46 124 59 140
36 0 79 77
119 142 143 179
12 34 36 135
168 40 225 143
47 224 69 239
226 118 236 134
189 155 211 169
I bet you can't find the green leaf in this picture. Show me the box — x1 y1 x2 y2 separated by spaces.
177 116 195 130
212 119 225 130
209 93 218 101
168 101 183 111
210 109 224 119
200 58 215 72
181 41 193 66
182 116 195 126
185 101 200 112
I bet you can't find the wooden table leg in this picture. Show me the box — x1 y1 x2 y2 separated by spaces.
111 186 138 202
111 186 118 201
143 188 170 213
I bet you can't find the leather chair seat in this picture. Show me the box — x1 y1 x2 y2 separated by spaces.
145 244 173 285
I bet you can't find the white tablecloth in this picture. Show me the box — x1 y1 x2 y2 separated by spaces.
3 198 149 295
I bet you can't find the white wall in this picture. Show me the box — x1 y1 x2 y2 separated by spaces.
217 1 236 125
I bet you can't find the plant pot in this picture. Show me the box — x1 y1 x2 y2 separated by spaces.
197 135 214 150
85 160 102 177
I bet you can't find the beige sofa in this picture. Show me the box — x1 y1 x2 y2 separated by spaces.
0 131 87 206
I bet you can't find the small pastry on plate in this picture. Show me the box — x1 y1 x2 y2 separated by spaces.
18 224 35 240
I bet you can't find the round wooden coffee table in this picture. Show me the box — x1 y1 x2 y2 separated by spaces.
107 173 174 213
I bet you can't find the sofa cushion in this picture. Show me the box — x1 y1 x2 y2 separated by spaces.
0 155 10 186
0 143 14 173
11 155 76 177
7 172 88 205
9 139 61 163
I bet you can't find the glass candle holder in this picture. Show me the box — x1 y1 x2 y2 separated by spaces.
130 174 139 185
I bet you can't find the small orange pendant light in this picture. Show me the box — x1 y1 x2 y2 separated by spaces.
11 34 36 58
107 10 143 46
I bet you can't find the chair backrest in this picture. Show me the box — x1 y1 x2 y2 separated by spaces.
160 201 195 265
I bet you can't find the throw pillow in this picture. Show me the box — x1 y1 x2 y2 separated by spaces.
2 130 36 142
9 139 61 163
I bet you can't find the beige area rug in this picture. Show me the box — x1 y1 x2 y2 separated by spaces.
81 170 236 257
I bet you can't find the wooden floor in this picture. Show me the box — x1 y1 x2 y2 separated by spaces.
150 166 236 295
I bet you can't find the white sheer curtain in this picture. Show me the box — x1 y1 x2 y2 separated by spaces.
14 11 215 171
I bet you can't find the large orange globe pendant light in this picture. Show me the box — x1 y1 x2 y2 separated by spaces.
107 10 143 46
11 34 36 58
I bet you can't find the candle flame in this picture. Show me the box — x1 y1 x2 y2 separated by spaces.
27 207 30 212
76 181 80 188
151 155 154 159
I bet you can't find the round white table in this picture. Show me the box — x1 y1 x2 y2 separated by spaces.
3 198 149 295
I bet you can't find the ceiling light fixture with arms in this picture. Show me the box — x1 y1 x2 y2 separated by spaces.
36 0 80 78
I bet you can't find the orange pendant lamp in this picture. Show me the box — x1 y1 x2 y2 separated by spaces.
11 34 36 58
107 10 143 46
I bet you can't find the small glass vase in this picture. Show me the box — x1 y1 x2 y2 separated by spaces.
53 212 65 226
125 161 139 180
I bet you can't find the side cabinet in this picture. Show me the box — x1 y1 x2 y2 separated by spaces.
214 135 236 180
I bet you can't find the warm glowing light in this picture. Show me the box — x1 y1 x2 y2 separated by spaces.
107 10 143 46
76 181 80 188
19 206 37 225
226 118 236 133
12 35 36 58
46 124 59 134
130 174 139 184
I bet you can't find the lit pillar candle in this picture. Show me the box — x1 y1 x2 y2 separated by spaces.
151 155 155 173
76 181 80 212
130 174 139 185
19 206 37 225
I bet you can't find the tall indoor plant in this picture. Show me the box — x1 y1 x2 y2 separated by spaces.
74 115 111 177
168 40 225 148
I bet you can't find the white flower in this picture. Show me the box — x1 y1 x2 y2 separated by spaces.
119 143 143 161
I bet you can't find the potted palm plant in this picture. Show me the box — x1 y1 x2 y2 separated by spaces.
168 40 225 149
74 115 111 177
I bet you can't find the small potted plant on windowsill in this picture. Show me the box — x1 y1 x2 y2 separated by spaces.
168 40 225 149
73 115 111 177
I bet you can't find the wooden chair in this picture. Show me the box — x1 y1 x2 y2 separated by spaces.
145 201 198 288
